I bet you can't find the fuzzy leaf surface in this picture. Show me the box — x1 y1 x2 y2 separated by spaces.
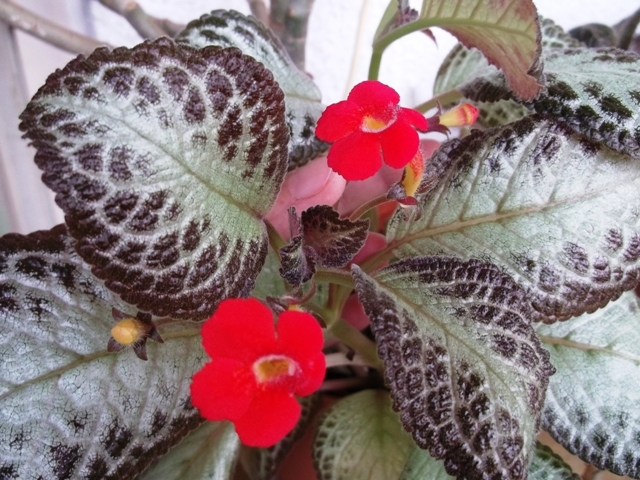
313 390 414 480
176 9 327 168
352 260 554 480
20 39 289 320
387 116 640 323
536 290 640 478
140 422 239 480
0 226 205 479
529 47 640 159
412 0 542 100
528 443 579 480
399 441 577 479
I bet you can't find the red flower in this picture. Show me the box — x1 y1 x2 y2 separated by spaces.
190 298 325 447
315 80 428 181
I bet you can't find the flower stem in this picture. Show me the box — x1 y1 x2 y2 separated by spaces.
314 268 355 288
325 352 371 368
329 318 382 369
348 194 394 222
414 89 464 113
368 50 384 80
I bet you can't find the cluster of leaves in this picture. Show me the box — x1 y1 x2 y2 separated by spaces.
2 1 640 479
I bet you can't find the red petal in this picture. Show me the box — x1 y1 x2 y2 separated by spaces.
293 351 326 396
190 358 256 421
401 107 428 131
275 311 326 395
315 100 363 142
202 298 276 363
348 80 399 110
378 118 420 169
327 131 383 181
234 390 301 447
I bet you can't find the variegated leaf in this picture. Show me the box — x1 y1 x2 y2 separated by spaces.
387 116 640 323
176 9 327 169
20 38 289 320
529 47 640 159
140 422 239 480
0 226 205 479
352 259 554 480
313 390 415 480
537 290 640 478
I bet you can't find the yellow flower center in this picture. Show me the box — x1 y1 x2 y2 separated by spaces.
253 355 298 384
362 115 389 133
111 318 141 345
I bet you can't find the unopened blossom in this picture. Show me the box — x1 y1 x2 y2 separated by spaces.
190 298 325 447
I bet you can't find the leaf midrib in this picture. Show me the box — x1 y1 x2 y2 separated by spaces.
539 334 640 364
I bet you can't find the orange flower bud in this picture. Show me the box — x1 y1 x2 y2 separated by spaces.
438 103 479 128
111 317 144 346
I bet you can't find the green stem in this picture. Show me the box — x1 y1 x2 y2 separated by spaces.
314 268 355 288
265 220 286 254
348 194 394 222
368 50 384 80
329 318 382 370
414 88 464 113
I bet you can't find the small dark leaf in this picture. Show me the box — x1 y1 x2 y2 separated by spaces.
0 226 205 479
528 442 579 480
352 259 554 480
176 9 327 169
279 206 368 287
568 24 616 47
20 38 289 320
301 206 369 268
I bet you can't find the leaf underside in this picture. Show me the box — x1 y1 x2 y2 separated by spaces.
176 9 328 169
419 0 542 100
537 291 640 477
20 38 290 320
434 18 579 129
0 226 205 479
352 259 554 480
387 116 640 323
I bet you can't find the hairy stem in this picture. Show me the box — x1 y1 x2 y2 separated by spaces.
349 194 394 222
414 88 464 113
314 268 355 288
325 352 371 368
329 318 382 369
0 0 109 54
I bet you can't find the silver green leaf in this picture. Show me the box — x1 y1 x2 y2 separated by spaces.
176 9 327 169
313 390 415 480
536 290 640 478
140 422 240 480
0 226 205 479
400 440 578 479
20 38 289 320
528 443 579 480
352 260 554 480
528 47 640 159
387 116 640 323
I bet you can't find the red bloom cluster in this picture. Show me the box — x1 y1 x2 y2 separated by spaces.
190 298 325 447
316 80 427 181
315 80 479 182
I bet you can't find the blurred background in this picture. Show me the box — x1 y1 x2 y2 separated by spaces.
0 0 638 236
